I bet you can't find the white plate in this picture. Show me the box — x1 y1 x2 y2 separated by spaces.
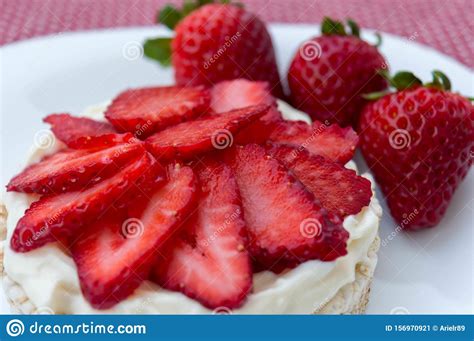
0 24 472 314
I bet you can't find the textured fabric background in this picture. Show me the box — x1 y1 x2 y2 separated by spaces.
0 0 472 67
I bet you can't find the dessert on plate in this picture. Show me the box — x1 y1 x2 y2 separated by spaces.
1 79 382 314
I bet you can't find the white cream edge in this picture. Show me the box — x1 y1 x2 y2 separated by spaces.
2 100 382 314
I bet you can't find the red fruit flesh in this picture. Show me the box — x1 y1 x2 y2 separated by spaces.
210 79 282 144
267 144 372 217
229 144 348 272
6 142 145 194
145 105 269 159
10 153 161 252
152 159 252 309
43 113 131 149
104 86 210 137
210 79 277 115
268 119 359 164
172 4 283 97
288 35 387 126
359 87 474 229
71 163 197 309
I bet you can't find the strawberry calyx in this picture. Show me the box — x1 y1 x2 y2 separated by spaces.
363 70 454 100
321 17 382 47
321 17 352 36
144 0 241 66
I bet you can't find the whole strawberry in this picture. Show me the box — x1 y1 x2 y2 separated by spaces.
288 17 388 126
144 1 283 97
359 70 473 230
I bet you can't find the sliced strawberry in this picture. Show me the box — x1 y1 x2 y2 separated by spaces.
44 113 132 149
104 86 210 137
267 144 372 217
10 152 163 252
6 142 145 194
152 159 252 309
268 120 359 164
229 144 348 272
71 163 197 309
209 79 283 145
210 79 277 115
146 104 269 159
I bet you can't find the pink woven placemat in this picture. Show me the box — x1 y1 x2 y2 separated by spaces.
0 0 472 67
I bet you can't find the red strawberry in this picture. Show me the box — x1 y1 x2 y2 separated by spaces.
288 17 387 126
71 163 197 309
267 144 372 217
144 3 283 97
359 70 473 229
10 152 163 252
146 105 269 159
268 119 359 164
152 159 252 309
43 113 132 149
229 144 348 272
104 86 210 137
6 142 145 194
210 79 282 144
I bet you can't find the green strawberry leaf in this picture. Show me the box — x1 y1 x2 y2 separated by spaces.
389 71 422 90
362 90 390 101
347 19 360 37
143 38 173 66
321 17 346 35
182 0 200 16
158 5 182 30
374 32 382 47
367 70 457 100
427 70 452 91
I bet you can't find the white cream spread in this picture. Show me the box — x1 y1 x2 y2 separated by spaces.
2 100 382 314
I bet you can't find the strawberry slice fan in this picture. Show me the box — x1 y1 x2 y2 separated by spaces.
6 79 373 310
